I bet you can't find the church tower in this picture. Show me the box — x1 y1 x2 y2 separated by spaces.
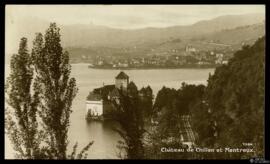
115 71 129 90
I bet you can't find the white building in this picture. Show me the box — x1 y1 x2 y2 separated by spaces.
185 45 196 52
222 60 229 64
86 100 103 117
215 53 224 64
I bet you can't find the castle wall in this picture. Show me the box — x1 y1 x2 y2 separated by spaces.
86 100 103 116
115 79 128 90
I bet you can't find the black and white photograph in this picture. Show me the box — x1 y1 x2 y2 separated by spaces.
4 4 266 160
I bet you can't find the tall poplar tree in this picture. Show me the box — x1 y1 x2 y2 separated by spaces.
31 23 80 159
6 23 92 159
5 37 42 159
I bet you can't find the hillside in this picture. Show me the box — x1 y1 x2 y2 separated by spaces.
196 22 265 44
204 36 264 158
6 13 265 63
65 22 265 61
60 13 265 48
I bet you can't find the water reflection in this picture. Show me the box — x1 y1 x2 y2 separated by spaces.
78 120 122 159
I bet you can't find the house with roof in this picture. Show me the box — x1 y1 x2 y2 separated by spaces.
85 71 129 121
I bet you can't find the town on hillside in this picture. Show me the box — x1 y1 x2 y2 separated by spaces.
86 44 234 69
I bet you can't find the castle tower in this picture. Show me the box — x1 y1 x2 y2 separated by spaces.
115 71 129 90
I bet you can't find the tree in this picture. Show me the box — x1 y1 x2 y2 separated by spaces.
146 84 205 159
195 36 265 159
6 23 93 159
5 38 42 159
31 23 93 159
112 82 145 159
139 86 153 120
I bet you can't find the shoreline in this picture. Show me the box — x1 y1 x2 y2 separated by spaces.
85 65 218 70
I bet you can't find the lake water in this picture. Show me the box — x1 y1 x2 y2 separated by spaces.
5 63 214 159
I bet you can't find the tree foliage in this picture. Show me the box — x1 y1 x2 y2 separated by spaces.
191 36 265 159
6 23 92 159
5 37 42 159
153 83 205 136
149 36 265 159
31 23 80 159
111 82 146 159
139 86 154 120
145 83 205 159
205 36 264 158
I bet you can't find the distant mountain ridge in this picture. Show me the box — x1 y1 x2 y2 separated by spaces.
65 22 265 59
6 13 265 57
60 13 265 48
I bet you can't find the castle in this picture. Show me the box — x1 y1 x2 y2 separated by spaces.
85 71 129 120
85 71 195 148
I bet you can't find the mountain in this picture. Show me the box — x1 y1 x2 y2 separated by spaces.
66 22 265 60
156 22 265 51
197 23 265 45
6 13 265 60
60 13 265 48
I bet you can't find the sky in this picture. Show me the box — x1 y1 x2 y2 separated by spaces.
6 5 265 29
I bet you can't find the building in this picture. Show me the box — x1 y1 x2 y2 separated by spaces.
85 71 129 121
85 92 103 120
115 71 129 90
222 60 228 64
215 53 224 64
185 45 196 53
